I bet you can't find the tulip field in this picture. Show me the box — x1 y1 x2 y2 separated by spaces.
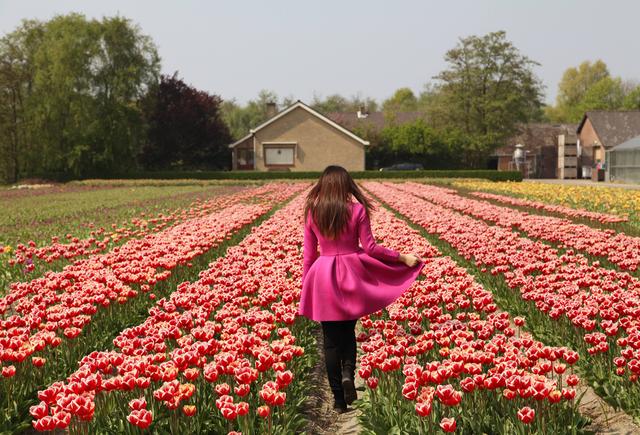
3 179 640 434
450 179 639 230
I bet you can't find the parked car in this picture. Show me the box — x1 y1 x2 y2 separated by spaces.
379 162 424 171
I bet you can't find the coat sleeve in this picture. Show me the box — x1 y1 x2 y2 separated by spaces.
302 212 319 283
356 204 401 262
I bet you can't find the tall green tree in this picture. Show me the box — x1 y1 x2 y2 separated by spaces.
0 20 44 182
382 87 418 113
428 30 544 166
416 82 443 113
547 60 613 121
578 76 625 113
367 119 466 169
221 89 282 140
310 93 349 113
623 85 640 110
546 60 640 121
557 61 609 108
0 13 159 182
310 93 378 114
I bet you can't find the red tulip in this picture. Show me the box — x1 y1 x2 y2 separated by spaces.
440 417 456 432
29 402 48 419
566 374 579 387
128 397 146 411
127 409 152 429
415 401 432 417
2 366 16 378
257 405 270 418
366 377 379 389
517 406 535 424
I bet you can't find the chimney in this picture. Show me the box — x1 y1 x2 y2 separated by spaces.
266 102 277 119
357 105 369 119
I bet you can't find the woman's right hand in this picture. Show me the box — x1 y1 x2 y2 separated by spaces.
399 253 423 267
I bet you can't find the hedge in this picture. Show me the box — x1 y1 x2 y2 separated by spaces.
15 169 522 183
96 170 523 182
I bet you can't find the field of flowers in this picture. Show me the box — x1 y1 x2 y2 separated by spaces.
0 183 249 288
354 200 585 434
451 180 637 229
0 182 307 432
364 181 640 425
3 178 640 434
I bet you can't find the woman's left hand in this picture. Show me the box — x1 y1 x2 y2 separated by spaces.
399 253 423 267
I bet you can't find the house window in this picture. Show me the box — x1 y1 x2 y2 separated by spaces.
263 143 296 167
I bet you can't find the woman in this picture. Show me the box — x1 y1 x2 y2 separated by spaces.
298 165 424 413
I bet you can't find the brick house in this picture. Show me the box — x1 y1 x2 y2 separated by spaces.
577 111 640 170
228 101 369 171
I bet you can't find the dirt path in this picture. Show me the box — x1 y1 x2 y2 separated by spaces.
579 385 640 434
303 324 364 435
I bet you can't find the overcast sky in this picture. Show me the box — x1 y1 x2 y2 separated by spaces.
1 0 638 106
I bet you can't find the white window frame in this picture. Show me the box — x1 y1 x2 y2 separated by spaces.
262 142 297 167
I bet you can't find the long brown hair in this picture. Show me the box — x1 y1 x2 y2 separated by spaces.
304 165 374 239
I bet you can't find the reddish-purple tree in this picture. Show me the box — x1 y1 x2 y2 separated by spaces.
139 72 232 170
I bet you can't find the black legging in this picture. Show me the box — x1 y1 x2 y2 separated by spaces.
320 319 357 402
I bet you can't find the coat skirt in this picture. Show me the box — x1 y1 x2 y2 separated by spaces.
298 201 424 321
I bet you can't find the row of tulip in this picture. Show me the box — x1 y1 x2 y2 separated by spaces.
0 183 308 432
29 189 316 434
469 191 628 224
364 181 640 418
1 183 305 369
8 185 256 273
354 198 585 434
393 182 640 271
450 180 637 226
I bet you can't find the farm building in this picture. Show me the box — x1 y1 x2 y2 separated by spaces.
228 101 369 171
492 112 640 181
490 123 576 178
577 111 640 178
607 135 640 183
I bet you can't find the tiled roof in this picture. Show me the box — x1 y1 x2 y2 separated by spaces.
492 123 577 156
578 111 640 148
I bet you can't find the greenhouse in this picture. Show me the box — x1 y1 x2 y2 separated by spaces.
607 135 640 183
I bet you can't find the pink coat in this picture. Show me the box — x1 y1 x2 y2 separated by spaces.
298 201 424 321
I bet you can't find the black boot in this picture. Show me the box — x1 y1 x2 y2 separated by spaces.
341 365 357 405
333 398 348 413
332 388 348 413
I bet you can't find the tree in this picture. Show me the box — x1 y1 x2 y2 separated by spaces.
547 60 616 121
311 93 349 113
87 16 160 174
310 93 378 114
416 82 442 113
623 85 640 110
0 20 45 182
382 88 418 113
546 61 640 121
0 13 160 181
368 119 466 170
221 89 282 140
139 73 232 170
428 30 544 166
577 76 625 113
557 61 609 107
